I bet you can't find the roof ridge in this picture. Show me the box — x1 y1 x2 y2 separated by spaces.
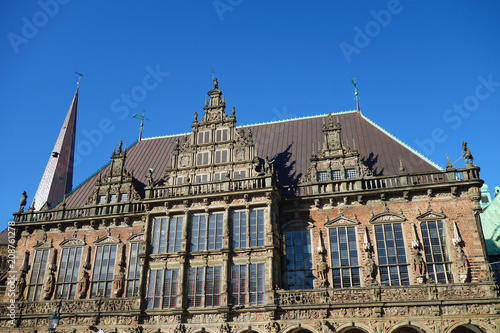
360 113 442 170
238 110 358 128
141 110 359 141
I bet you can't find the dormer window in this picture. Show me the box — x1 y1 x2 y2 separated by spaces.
197 152 210 166
345 169 356 179
198 131 210 144
317 172 328 182
332 170 342 181
215 150 228 164
98 196 106 205
110 194 117 203
215 128 228 142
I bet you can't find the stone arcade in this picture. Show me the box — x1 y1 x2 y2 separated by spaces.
3 79 500 333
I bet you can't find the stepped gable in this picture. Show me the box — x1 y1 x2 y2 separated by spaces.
59 110 438 209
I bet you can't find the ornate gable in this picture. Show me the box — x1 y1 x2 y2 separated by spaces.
370 212 406 224
165 79 262 186
33 238 52 249
85 141 142 205
416 210 446 221
325 215 359 227
302 113 372 184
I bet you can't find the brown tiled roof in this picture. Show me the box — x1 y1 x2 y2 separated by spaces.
0 228 9 245
60 111 439 209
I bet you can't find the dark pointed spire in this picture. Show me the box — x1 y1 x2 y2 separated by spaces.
32 87 78 210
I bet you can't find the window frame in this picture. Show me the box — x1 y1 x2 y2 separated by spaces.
27 249 50 301
187 266 222 308
191 212 224 252
327 225 361 288
419 220 452 284
373 223 409 286
283 228 314 290
125 242 142 297
90 244 117 298
151 216 184 254
231 263 265 306
55 246 83 300
147 268 179 309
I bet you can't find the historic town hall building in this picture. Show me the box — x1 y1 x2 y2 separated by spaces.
3 79 500 333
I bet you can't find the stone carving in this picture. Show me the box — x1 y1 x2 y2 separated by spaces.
364 252 377 285
219 321 231 333
456 247 470 283
15 272 27 300
462 141 474 165
171 323 186 333
114 268 125 297
77 270 90 299
411 252 426 284
19 190 27 212
42 271 55 300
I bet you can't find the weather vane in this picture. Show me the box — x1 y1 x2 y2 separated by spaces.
75 72 84 85
132 109 151 141
210 69 217 89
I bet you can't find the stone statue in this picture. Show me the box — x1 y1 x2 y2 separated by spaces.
213 77 218 89
146 169 154 187
456 247 470 283
42 271 55 300
364 252 376 283
77 270 90 299
15 272 26 300
194 111 198 122
114 269 125 297
462 141 474 165
412 252 426 283
219 322 230 333
317 253 328 283
19 191 27 212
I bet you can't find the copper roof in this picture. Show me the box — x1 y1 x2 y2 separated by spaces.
59 111 439 209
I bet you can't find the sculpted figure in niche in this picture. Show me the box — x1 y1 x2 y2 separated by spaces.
42 271 55 300
77 270 90 299
317 252 329 287
412 252 427 283
456 247 470 283
15 272 27 300
364 252 376 284
114 269 125 297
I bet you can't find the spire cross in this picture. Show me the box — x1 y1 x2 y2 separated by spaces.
132 109 151 141
352 77 360 112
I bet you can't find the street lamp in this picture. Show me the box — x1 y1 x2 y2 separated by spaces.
47 312 60 332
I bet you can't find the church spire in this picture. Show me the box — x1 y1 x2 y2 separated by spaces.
32 87 78 210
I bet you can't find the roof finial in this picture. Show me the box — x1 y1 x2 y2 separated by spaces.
75 72 84 86
352 77 360 112
133 109 150 141
210 69 218 89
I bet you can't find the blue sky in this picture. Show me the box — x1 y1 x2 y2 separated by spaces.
1 1 499 230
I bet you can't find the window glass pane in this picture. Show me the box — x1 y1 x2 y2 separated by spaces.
285 230 313 290
329 226 360 288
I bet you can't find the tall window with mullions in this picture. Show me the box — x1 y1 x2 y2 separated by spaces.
27 249 49 301
126 243 141 297
284 230 314 289
329 226 360 288
420 220 452 283
55 247 82 299
151 216 183 254
374 223 409 286
90 244 117 297
147 268 178 309
191 213 223 251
